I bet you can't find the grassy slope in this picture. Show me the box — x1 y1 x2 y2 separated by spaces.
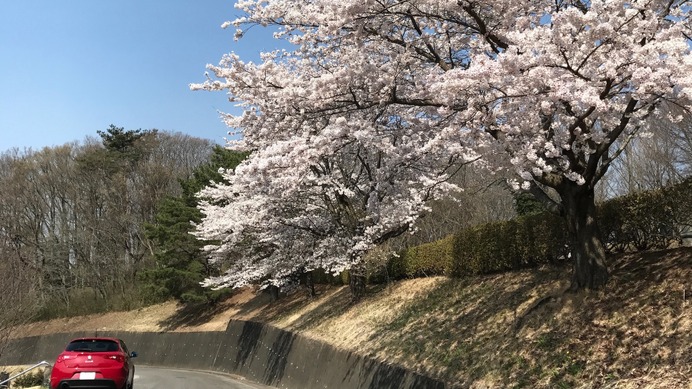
16 247 692 389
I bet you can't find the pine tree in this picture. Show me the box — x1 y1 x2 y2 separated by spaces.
141 146 247 304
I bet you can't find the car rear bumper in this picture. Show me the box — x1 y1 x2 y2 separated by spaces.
52 379 119 389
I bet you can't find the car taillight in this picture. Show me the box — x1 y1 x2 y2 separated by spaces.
108 355 125 363
56 355 71 364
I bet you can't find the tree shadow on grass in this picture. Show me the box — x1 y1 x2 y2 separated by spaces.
366 247 692 388
610 247 691 286
157 282 361 333
157 301 236 331
262 285 355 332
365 259 593 384
591 247 692 379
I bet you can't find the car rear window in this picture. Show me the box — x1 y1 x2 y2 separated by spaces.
66 339 120 352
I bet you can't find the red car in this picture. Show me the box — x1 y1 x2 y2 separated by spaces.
50 337 137 389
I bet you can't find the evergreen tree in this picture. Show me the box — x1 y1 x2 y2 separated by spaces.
514 192 546 217
141 146 247 304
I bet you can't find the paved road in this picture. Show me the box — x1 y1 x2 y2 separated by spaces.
134 366 274 389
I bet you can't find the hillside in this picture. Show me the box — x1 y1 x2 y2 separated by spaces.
16 247 691 389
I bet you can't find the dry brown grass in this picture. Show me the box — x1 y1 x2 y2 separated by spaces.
14 247 692 389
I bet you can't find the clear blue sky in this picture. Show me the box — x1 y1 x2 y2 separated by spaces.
0 1 276 152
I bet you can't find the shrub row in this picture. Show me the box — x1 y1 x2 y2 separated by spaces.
389 235 455 278
386 212 568 280
451 212 568 276
384 178 691 280
599 178 692 252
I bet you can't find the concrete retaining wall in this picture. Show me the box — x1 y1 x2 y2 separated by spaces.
0 320 446 389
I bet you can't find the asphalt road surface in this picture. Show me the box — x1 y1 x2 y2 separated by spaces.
134 366 274 389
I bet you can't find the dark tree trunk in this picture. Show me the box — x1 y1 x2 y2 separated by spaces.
349 266 366 302
267 285 280 302
559 182 609 290
303 270 316 298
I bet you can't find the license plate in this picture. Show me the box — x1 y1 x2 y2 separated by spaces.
79 372 96 380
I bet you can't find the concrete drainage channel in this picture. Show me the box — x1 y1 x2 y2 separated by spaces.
0 320 446 389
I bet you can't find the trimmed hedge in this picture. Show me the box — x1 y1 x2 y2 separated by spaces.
388 235 455 278
383 178 690 280
450 212 568 277
599 178 692 252
385 212 568 280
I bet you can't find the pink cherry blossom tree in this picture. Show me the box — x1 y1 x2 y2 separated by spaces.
194 91 477 298
193 0 691 293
